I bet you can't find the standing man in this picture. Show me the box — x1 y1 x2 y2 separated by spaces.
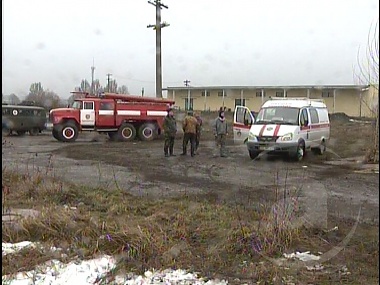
213 109 228 157
194 111 203 154
181 111 199 157
163 107 177 157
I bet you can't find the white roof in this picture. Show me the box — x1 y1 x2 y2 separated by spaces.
262 97 327 108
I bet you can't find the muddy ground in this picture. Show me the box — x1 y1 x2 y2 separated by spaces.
2 112 379 283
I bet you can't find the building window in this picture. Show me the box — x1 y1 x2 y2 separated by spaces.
201 91 210 97
235 99 246 107
217 91 226 97
184 98 193 111
256 91 266 97
322 91 332 97
275 91 284 97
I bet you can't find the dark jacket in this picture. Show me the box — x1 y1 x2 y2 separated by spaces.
163 115 177 137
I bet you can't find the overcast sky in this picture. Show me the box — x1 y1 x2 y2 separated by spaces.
2 0 379 98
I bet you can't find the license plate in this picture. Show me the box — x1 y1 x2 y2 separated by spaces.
260 146 274 151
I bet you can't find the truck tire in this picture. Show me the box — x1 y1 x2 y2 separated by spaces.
2 127 11 137
29 128 39 136
52 128 60 141
138 123 157 141
17 130 26 136
59 122 79 142
117 123 136 141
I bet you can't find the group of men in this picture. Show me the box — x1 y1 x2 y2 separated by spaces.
162 107 229 157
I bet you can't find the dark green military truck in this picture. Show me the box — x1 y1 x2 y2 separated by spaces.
2 104 47 136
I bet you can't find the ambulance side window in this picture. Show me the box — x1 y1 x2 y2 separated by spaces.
299 109 309 126
309 108 319 124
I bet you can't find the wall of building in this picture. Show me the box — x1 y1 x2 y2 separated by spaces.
167 87 373 117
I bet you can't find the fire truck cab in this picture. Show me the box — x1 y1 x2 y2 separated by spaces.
49 92 175 142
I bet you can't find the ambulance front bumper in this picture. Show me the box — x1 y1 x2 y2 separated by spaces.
247 141 299 153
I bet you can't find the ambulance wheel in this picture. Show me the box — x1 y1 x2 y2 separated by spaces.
138 123 156 141
249 150 260 160
292 141 305 161
316 140 326 155
59 122 78 142
118 123 136 141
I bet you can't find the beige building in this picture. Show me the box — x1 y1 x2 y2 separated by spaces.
163 84 378 117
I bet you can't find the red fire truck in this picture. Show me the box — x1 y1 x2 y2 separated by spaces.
49 92 175 142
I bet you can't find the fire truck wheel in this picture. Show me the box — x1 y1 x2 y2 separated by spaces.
52 129 60 141
60 122 79 142
118 123 136 141
138 123 156 141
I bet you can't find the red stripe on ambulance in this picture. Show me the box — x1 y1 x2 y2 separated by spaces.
259 125 267 137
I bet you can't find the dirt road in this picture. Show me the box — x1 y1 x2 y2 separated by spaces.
2 124 378 226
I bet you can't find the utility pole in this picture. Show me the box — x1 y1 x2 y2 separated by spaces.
184 79 191 111
106 73 112 92
141 87 145 97
91 58 95 95
147 0 169 98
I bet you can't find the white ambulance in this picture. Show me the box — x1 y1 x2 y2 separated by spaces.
233 98 330 161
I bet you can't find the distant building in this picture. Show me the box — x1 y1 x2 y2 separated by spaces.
163 84 378 117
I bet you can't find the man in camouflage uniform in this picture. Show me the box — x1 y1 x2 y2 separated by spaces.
181 111 199 157
194 111 203 154
213 109 228 157
163 108 177 157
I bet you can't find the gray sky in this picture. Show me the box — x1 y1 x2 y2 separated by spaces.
2 0 379 98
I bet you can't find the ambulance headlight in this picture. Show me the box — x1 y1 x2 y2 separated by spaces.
248 132 257 141
280 133 293 141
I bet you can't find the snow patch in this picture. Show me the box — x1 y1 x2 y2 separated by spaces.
2 242 229 285
283 251 321 262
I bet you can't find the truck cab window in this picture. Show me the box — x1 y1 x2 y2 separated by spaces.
72 101 82 109
83 102 94 110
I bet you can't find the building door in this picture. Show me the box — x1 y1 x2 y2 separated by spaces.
185 98 194 111
235 99 246 107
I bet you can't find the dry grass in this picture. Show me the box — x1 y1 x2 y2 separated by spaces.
2 143 378 283
2 166 304 281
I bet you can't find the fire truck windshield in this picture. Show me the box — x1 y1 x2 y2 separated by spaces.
72 101 82 109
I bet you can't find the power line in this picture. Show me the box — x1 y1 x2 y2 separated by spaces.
147 0 170 98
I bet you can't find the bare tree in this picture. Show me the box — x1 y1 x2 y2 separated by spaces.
354 19 379 163
117 84 129 94
79 79 91 92
25 82 63 110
